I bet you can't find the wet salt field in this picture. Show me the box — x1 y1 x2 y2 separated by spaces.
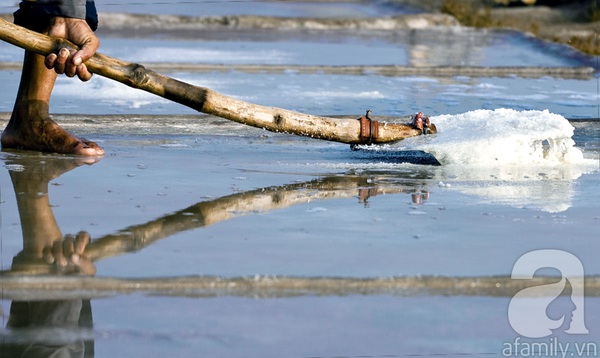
1 1 600 357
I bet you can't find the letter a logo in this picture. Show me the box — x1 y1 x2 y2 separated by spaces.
508 249 589 338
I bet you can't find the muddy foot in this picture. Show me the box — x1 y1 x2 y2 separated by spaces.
1 100 104 156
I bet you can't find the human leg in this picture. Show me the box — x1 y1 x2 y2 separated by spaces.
1 48 104 156
2 1 102 156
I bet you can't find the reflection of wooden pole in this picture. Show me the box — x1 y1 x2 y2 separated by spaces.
0 18 435 144
84 176 398 261
2 176 406 275
0 275 597 301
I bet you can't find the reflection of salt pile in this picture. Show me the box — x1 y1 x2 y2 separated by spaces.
421 108 584 166
439 170 578 213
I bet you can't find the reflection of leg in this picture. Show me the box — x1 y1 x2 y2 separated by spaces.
81 299 96 355
7 300 89 357
7 299 93 331
1 49 104 156
9 159 62 256
14 187 63 257
8 156 99 258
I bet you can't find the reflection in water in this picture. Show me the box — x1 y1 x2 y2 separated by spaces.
2 154 98 357
70 173 429 263
1 149 594 353
0 152 429 356
435 165 584 213
0 155 432 263
407 28 485 68
3 300 94 358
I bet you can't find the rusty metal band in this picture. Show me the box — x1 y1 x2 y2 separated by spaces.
358 188 378 203
359 116 379 144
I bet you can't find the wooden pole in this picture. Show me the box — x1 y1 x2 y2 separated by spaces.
0 18 435 144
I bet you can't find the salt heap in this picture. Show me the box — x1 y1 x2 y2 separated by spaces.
412 108 586 166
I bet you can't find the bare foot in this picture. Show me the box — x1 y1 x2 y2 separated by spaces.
1 100 104 156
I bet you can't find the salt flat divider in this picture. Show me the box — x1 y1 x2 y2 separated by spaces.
0 275 596 300
0 61 593 79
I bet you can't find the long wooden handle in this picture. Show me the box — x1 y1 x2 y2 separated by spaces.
0 18 433 144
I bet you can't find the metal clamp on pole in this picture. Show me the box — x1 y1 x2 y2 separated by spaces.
410 112 432 135
358 110 379 144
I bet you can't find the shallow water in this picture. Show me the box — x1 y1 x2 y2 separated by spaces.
0 71 598 119
1 1 600 356
97 0 422 18
1 116 599 356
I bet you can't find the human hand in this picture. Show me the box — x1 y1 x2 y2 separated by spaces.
44 17 100 81
43 231 97 275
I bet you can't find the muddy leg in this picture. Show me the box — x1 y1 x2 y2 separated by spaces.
1 49 104 156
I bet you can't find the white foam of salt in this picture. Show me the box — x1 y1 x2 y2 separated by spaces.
398 108 592 166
